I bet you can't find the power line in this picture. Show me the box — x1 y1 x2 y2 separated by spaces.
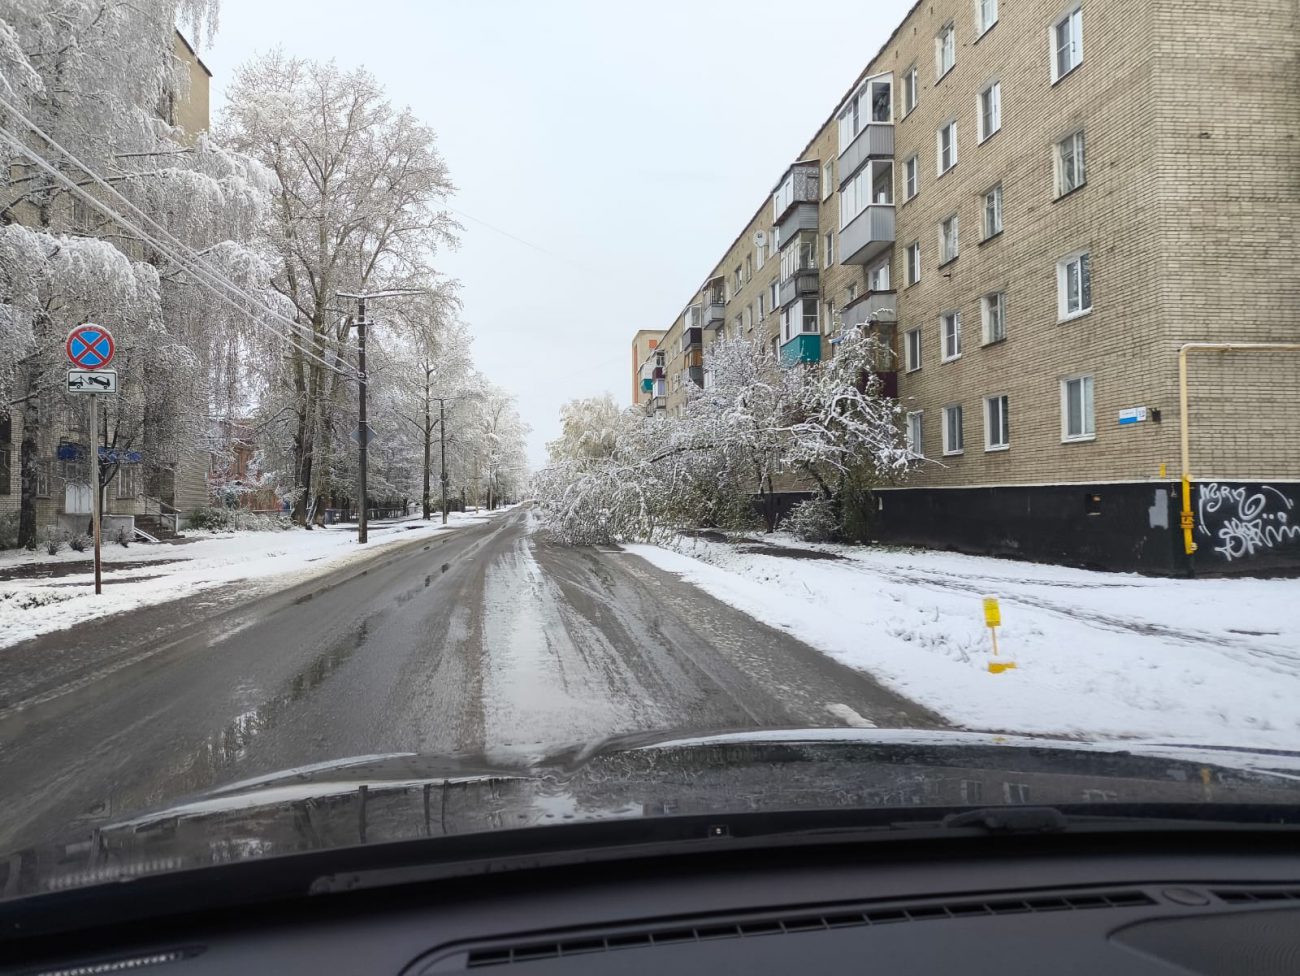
0 99 350 375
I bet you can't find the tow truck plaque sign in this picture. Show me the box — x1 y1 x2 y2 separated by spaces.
67 368 118 394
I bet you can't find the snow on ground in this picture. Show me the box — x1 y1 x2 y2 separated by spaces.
624 535 1300 751
0 509 511 650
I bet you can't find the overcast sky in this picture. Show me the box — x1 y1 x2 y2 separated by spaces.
202 0 915 467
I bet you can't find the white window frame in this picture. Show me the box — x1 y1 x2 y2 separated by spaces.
1004 782 1031 804
906 410 925 457
984 394 1010 451
903 154 919 200
905 327 923 372
981 291 1006 343
1055 130 1087 196
1061 373 1096 442
822 160 833 200
939 213 959 264
937 120 958 175
824 230 834 266
868 260 890 292
982 183 1003 239
940 310 962 361
1051 5 1084 83
942 404 965 456
978 81 1001 142
906 241 921 285
976 0 998 35
903 64 918 115
936 22 956 79
1057 250 1093 320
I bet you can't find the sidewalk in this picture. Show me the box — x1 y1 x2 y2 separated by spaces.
0 509 511 650
625 533 1300 750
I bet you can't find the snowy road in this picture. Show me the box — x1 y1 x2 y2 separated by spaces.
0 507 941 854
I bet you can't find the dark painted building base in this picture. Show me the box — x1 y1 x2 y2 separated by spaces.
869 481 1300 577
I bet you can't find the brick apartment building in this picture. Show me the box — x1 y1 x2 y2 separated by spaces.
637 0 1300 575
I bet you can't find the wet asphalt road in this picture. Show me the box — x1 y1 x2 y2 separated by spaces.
0 507 943 854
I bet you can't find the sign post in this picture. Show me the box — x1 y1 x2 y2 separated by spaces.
65 324 116 596
983 596 1016 674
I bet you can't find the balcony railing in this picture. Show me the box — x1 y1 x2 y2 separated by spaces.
701 299 726 329
687 365 705 388
840 290 897 330
838 123 894 184
773 163 821 223
839 204 895 266
778 269 820 308
681 327 702 352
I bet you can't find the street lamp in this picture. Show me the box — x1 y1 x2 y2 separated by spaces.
336 288 430 544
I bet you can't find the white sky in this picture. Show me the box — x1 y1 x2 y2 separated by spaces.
202 0 916 467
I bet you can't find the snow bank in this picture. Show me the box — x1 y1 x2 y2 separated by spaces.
623 536 1300 750
0 509 510 649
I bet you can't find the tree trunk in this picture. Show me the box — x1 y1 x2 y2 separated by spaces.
18 391 40 548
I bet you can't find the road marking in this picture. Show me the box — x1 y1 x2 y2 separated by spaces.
826 702 876 728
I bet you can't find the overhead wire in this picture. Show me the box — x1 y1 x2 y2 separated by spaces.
0 97 353 376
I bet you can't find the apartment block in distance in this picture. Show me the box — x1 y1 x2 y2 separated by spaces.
636 0 1300 575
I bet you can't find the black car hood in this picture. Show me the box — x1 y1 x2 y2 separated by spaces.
7 729 1300 900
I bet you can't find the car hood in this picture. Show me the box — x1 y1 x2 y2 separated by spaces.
7 729 1300 900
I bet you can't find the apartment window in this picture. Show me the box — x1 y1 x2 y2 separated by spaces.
936 22 955 79
769 280 779 311
824 300 836 335
903 65 918 115
905 327 923 371
978 81 1001 141
942 404 965 455
1053 5 1084 82
824 231 835 266
758 292 766 318
734 266 743 291
745 254 753 281
940 311 962 361
976 0 998 35
1058 251 1093 319
981 291 1006 343
799 297 818 332
903 154 919 200
743 305 753 332
116 463 139 499
822 160 833 200
906 410 925 456
33 458 51 497
906 241 921 285
771 336 779 358
1056 130 1086 196
868 260 890 292
982 183 1003 239
960 779 984 803
839 159 893 229
939 213 959 264
937 120 957 174
1004 782 1031 804
847 282 858 302
1062 374 1096 441
838 76 893 149
985 394 1010 450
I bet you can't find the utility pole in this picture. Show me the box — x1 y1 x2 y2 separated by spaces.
337 288 428 544
439 397 448 525
423 364 433 520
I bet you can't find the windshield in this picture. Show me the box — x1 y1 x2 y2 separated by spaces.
1 0 1298 901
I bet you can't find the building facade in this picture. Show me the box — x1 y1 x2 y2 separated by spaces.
638 0 1300 575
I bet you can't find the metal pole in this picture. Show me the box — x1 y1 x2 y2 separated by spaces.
423 366 432 520
439 398 448 526
89 393 102 595
357 296 368 544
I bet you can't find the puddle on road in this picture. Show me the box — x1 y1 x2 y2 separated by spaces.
182 619 373 785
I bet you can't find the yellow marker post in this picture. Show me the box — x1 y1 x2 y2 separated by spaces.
983 596 1016 673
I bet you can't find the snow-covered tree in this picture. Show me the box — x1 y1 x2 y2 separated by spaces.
535 330 909 543
217 53 459 524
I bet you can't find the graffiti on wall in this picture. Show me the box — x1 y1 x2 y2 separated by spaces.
1197 482 1300 563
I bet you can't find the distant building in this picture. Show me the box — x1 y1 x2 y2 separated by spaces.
631 329 666 415
641 0 1300 574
